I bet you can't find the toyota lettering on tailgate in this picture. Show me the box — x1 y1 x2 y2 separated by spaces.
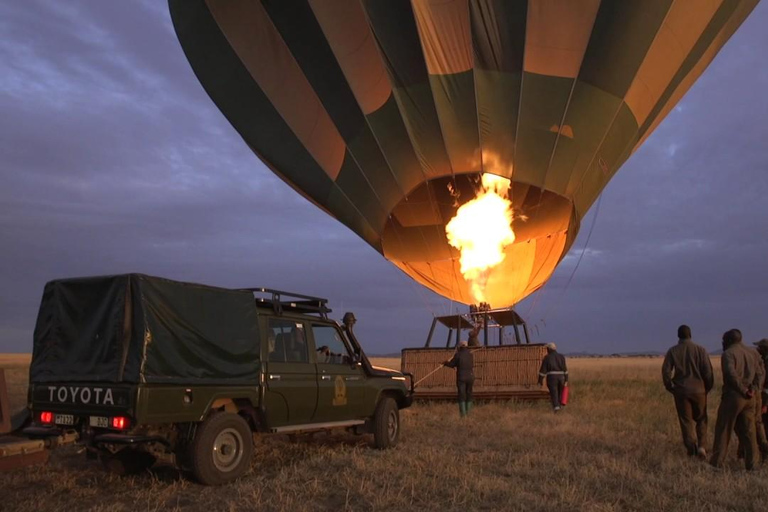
41 386 128 406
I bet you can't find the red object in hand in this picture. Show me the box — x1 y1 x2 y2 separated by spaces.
560 384 569 406
762 405 767 415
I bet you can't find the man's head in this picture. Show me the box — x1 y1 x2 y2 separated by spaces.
343 312 357 328
722 328 742 349
546 342 557 352
677 325 692 340
458 340 468 349
753 338 768 356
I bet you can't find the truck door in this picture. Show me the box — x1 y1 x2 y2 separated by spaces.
263 318 317 428
311 323 367 422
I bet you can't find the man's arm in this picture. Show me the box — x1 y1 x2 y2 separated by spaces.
444 353 459 368
752 353 764 393
537 357 548 386
701 348 714 393
562 355 569 384
661 350 675 393
722 351 747 396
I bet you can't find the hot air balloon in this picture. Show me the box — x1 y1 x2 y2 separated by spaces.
169 0 757 307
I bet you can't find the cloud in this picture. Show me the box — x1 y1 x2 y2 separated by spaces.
1 2 767 355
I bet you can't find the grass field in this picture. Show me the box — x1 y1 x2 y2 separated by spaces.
2 354 768 511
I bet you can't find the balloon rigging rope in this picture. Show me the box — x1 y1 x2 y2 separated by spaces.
539 192 604 323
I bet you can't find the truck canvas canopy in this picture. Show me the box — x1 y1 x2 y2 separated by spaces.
30 274 260 384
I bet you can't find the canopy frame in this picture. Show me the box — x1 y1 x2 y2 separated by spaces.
424 307 530 347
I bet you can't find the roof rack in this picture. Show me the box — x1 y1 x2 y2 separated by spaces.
239 288 332 319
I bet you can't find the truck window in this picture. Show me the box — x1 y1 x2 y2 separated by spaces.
267 318 308 363
312 324 353 365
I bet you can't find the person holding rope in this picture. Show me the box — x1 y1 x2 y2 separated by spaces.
444 340 475 418
467 323 482 347
538 343 569 413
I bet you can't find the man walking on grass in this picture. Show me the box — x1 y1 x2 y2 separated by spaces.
661 324 713 458
538 343 568 412
710 329 762 470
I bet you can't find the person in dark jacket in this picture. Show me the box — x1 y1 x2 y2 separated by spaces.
467 323 482 347
538 343 568 412
710 329 762 470
661 324 714 458
444 340 475 417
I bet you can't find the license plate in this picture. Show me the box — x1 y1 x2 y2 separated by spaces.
54 414 74 425
89 416 109 428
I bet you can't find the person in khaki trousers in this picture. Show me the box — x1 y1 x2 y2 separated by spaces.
754 339 768 441
662 325 713 458
710 329 762 470
738 339 768 460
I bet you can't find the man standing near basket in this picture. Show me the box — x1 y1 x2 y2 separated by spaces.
538 343 569 412
444 340 475 418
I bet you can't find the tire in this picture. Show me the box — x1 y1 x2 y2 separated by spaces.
373 397 400 449
191 412 253 486
101 448 156 476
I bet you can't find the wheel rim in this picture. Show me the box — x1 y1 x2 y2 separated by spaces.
387 410 398 441
212 427 244 472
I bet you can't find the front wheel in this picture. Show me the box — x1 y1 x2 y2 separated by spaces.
373 397 399 449
190 412 253 485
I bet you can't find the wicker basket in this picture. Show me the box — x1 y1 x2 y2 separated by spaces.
401 344 549 400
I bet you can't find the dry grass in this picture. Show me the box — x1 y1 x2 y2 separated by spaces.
1 355 767 512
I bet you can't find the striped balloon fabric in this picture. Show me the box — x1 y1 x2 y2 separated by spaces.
170 0 758 307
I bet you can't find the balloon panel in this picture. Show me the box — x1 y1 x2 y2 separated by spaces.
170 0 758 306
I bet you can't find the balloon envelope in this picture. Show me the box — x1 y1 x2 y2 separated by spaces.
170 0 757 306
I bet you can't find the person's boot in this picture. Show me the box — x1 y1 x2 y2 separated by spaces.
458 401 466 418
466 401 473 415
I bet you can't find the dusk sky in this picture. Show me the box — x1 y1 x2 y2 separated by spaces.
1 1 767 355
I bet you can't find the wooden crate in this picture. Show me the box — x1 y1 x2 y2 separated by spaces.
401 345 549 400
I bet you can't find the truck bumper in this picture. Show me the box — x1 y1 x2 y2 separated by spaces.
93 433 170 446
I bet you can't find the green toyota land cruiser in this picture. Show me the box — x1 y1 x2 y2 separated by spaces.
24 274 413 485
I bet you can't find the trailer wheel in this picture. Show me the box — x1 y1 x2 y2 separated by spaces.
191 412 253 486
101 448 156 476
373 397 399 449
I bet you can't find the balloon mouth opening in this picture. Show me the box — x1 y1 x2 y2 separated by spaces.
381 173 577 306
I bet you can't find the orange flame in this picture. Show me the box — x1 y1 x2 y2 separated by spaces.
445 174 515 304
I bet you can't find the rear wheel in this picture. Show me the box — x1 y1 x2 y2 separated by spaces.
191 412 253 485
373 397 399 449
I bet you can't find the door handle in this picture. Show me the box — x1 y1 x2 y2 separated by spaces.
345 376 360 381
269 374 281 381
321 375 331 381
